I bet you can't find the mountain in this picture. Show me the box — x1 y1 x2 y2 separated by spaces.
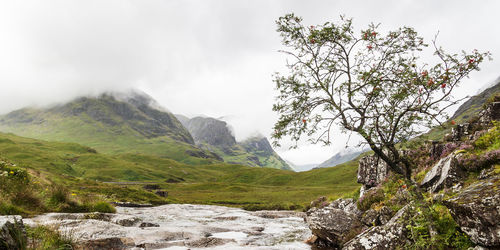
316 148 369 168
182 116 236 148
0 91 220 164
451 78 500 122
175 115 292 170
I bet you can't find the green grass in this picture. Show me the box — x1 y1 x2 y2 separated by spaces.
26 225 73 250
198 142 293 170
0 132 360 211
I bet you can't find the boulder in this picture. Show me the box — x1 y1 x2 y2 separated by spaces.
186 237 235 248
360 206 393 227
343 204 412 250
361 209 378 226
443 175 500 247
358 154 389 189
420 151 465 193
139 222 160 228
377 206 393 225
0 215 26 249
305 198 363 247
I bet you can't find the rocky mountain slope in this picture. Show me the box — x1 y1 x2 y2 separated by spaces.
0 91 219 164
451 78 500 122
176 115 292 170
316 148 368 169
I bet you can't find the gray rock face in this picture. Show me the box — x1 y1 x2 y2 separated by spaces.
451 123 473 141
343 205 412 250
479 100 500 126
429 141 444 160
420 151 465 193
305 198 362 247
444 176 500 247
357 154 389 189
360 206 393 227
184 117 237 148
0 215 25 249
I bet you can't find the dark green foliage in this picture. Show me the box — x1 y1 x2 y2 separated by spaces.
405 203 473 249
90 201 116 213
474 121 500 150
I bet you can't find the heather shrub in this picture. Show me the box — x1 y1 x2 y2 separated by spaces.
458 149 500 171
357 187 384 211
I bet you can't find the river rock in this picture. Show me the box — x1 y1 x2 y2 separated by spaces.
305 198 362 247
420 151 465 193
343 204 412 249
443 175 500 247
74 237 135 250
0 215 25 249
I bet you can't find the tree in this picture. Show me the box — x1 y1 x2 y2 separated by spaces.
272 14 490 180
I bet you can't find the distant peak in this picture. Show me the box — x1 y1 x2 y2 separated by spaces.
105 89 168 112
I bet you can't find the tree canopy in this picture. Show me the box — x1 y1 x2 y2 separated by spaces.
272 14 490 178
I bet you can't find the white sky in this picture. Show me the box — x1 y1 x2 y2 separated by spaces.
0 0 499 165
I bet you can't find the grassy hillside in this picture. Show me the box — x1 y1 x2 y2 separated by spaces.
0 132 360 211
0 93 219 165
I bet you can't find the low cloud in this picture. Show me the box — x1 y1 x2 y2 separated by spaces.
0 0 499 164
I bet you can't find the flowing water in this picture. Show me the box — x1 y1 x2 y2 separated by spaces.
25 204 312 249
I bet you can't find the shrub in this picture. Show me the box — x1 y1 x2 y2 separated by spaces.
357 188 384 211
47 185 69 206
91 201 116 213
0 202 25 215
406 203 473 249
26 225 73 250
458 149 500 171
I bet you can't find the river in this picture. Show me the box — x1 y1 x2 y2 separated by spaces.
25 204 312 249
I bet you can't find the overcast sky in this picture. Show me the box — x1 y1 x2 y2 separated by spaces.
0 0 499 165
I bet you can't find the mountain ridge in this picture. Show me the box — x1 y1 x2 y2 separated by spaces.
175 115 292 170
0 91 219 164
